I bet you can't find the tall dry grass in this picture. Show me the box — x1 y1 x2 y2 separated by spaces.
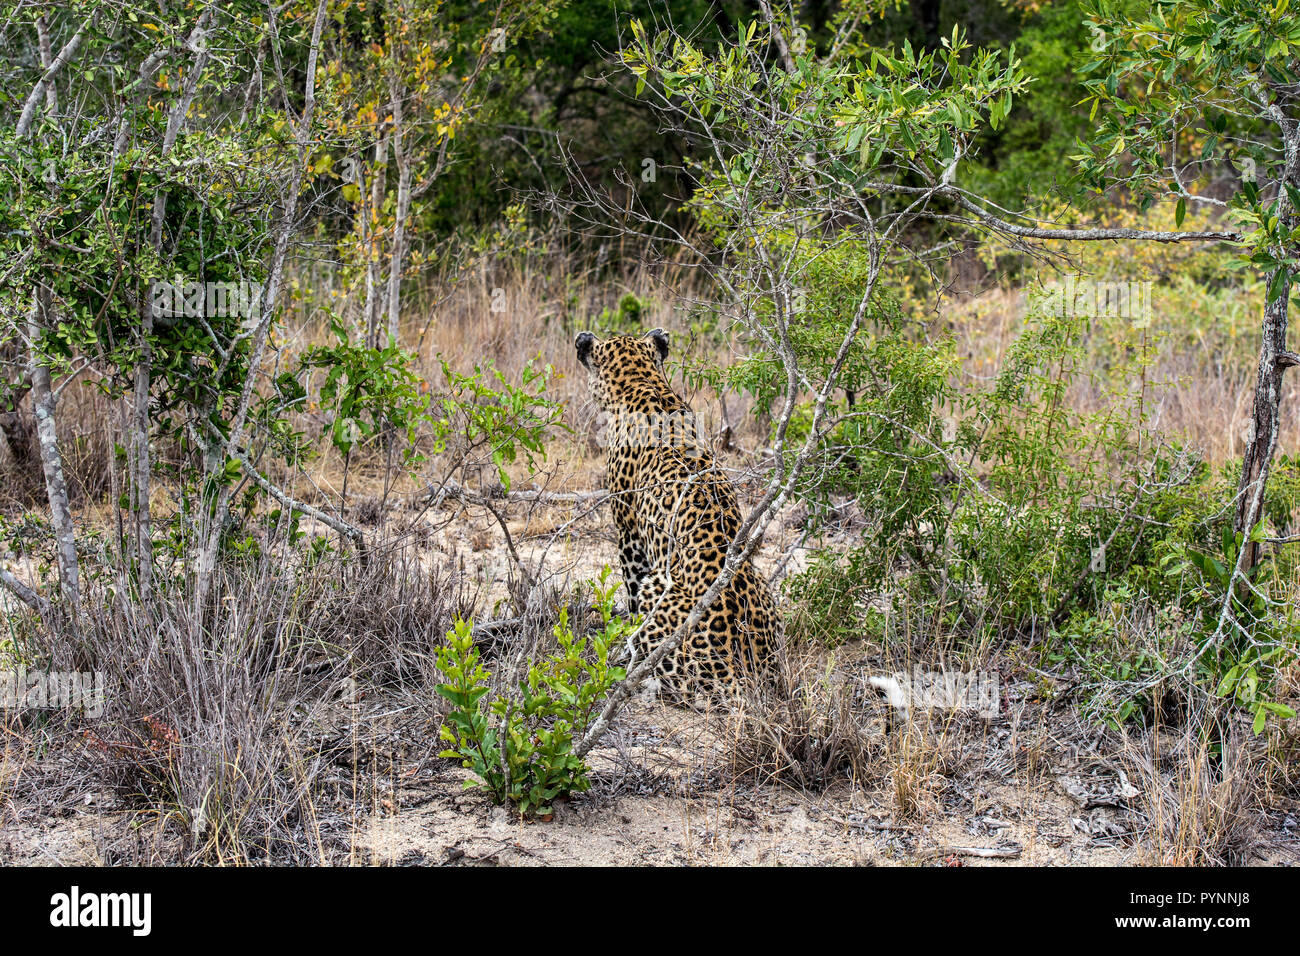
1123 711 1260 866
944 275 1297 470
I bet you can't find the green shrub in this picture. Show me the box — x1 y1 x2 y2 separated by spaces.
782 547 891 648
1047 521 1299 733
775 276 1300 734
1180 526 1298 733
434 355 566 492
591 293 650 336
731 240 958 591
1046 582 1199 727
434 568 630 817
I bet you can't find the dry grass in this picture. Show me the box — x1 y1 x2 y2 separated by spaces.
3 528 488 864
722 628 979 827
0 512 626 864
725 646 884 791
885 714 961 822
1124 712 1261 866
945 283 1299 470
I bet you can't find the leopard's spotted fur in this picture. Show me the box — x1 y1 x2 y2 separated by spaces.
576 328 779 697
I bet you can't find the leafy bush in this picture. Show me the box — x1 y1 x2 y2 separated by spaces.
590 292 649 336
782 547 890 648
434 355 566 491
730 240 957 582
299 318 434 465
435 568 631 817
771 266 1299 733
1181 526 1299 733
1047 582 1199 727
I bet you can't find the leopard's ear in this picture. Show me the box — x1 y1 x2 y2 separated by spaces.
575 331 596 367
645 328 669 362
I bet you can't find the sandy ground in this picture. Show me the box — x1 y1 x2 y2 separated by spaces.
5 683 1297 866
355 701 1137 867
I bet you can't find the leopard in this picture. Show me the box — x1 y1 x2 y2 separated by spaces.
575 327 780 699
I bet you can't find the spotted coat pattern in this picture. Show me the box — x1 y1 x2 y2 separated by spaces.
576 329 779 697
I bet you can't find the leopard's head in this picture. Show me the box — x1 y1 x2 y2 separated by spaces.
575 329 673 412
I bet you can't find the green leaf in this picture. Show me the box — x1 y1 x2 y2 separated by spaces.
1268 267 1289 303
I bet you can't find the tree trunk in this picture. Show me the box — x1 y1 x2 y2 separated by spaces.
1234 266 1293 573
386 76 411 347
28 291 81 616
0 426 14 474
132 10 212 604
362 131 390 348
15 16 86 629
